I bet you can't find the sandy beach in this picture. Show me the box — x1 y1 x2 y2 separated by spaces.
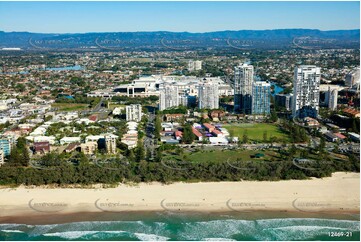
0 172 359 218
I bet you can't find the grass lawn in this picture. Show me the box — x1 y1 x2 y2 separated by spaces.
223 123 289 142
51 103 89 112
187 149 280 163
109 104 126 109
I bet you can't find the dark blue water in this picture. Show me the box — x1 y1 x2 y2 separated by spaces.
44 65 83 71
0 212 359 241
270 82 284 96
1 65 83 74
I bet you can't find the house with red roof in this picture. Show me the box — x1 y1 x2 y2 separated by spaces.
342 108 360 118
203 123 215 132
89 115 98 122
192 127 203 141
34 141 50 154
212 129 224 137
175 131 183 140
334 132 346 141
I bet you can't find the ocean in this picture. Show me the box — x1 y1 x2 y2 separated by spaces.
0 212 359 241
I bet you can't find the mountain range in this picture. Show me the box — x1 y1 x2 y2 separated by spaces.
0 29 359 51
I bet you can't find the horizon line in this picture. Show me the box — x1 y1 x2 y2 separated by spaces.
1 28 360 35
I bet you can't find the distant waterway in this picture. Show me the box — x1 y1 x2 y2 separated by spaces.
270 81 284 96
43 65 84 71
1 65 84 74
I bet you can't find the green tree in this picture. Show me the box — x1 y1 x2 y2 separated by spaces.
229 129 235 143
127 149 135 162
289 144 297 157
135 139 145 162
146 148 152 161
270 110 278 123
270 136 278 147
242 130 249 144
155 148 162 162
333 143 340 153
263 131 268 143
351 118 359 132
8 137 29 166
318 137 326 154
182 124 195 144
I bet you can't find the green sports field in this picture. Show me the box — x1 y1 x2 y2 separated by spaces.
222 123 289 142
51 103 89 111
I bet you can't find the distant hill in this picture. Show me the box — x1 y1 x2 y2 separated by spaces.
0 29 359 51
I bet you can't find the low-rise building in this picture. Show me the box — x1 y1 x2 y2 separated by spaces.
203 123 215 132
0 138 11 156
212 129 224 137
29 126 47 136
303 117 319 127
318 126 328 134
209 110 225 121
64 142 80 153
76 118 95 125
105 134 118 154
192 123 202 129
188 60 202 71
342 108 360 118
32 136 56 145
164 114 184 122
324 132 338 142
192 127 203 141
85 135 105 143
218 127 230 136
225 115 238 122
334 132 347 141
33 141 50 154
121 122 139 149
209 137 229 145
161 122 173 131
121 136 138 149
80 142 98 155
349 132 360 142
175 131 183 140
326 123 340 131
112 107 123 116
60 137 81 145
0 150 4 165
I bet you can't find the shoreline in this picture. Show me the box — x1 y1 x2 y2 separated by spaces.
0 172 359 223
0 210 359 226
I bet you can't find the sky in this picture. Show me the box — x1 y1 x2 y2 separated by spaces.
0 1 359 33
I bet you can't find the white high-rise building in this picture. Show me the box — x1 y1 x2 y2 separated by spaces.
234 64 254 114
292 65 321 118
327 87 338 111
198 80 219 109
345 68 360 89
126 104 142 122
159 83 179 110
188 60 202 71
179 94 188 107
252 81 271 115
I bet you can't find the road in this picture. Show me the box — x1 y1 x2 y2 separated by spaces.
143 112 156 159
93 98 105 112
